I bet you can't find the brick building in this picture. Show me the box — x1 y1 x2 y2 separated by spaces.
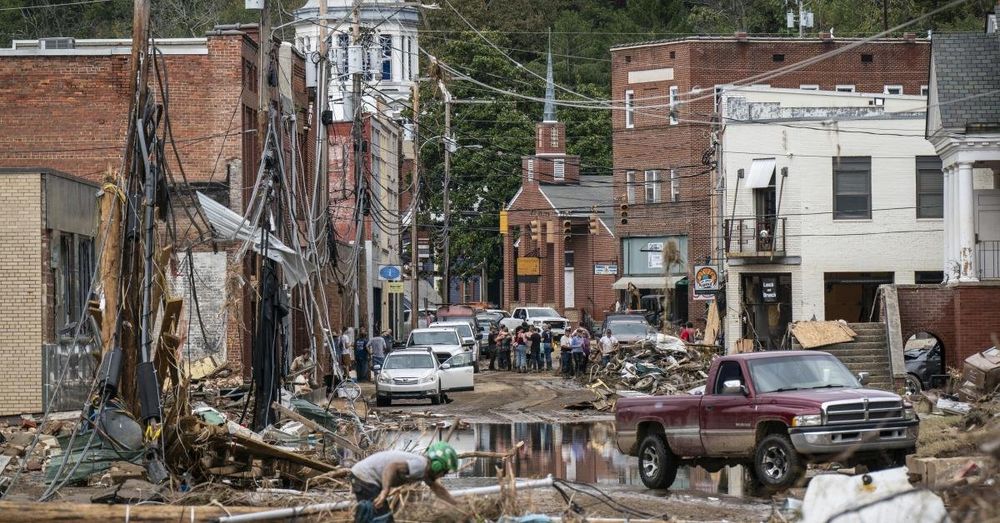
502 51 619 323
0 169 98 415
0 27 348 396
610 34 931 324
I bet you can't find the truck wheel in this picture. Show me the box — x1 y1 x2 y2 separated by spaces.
638 435 678 489
754 434 805 491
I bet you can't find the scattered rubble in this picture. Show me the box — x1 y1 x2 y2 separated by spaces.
570 335 717 411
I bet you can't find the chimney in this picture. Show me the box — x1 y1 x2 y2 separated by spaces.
903 32 916 42
734 31 748 42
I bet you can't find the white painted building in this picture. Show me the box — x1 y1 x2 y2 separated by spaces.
293 0 420 120
719 87 943 350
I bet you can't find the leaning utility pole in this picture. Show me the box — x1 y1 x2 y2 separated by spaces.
410 83 421 329
439 80 452 306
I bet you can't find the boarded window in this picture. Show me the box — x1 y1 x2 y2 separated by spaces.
833 157 871 219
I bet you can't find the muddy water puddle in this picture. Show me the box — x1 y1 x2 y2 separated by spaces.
388 421 730 494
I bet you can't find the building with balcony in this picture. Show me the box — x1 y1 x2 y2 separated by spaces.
609 34 930 325
719 87 943 350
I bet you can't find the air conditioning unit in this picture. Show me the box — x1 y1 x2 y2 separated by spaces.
39 38 75 50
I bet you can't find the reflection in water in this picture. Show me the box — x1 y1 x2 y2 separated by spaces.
390 421 719 491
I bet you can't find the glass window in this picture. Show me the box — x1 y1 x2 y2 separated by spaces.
384 354 435 369
626 171 636 204
714 361 745 394
833 157 871 219
554 159 565 181
526 159 534 181
748 354 860 393
668 86 679 125
835 85 856 93
916 156 943 218
550 127 559 148
920 85 929 96
526 307 560 317
884 85 903 95
799 84 819 90
379 34 392 80
446 352 472 367
670 169 679 202
624 90 635 128
408 331 460 346
644 170 660 203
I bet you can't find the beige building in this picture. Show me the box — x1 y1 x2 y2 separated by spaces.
0 169 98 415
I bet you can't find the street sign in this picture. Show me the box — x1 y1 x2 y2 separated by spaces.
378 265 402 281
594 263 618 275
516 256 540 276
386 281 405 294
693 265 719 300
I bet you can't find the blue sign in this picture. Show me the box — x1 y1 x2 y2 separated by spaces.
378 265 402 281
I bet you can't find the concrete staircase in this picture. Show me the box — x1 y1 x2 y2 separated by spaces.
791 322 894 391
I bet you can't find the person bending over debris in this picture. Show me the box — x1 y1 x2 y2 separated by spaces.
350 442 460 523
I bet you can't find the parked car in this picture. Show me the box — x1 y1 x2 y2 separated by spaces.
904 343 944 395
615 351 918 492
500 307 569 334
481 309 510 323
374 348 475 406
430 321 481 372
604 319 656 348
406 327 467 365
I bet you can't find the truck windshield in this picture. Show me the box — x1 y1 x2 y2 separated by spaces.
607 322 651 336
527 308 560 317
749 354 860 393
409 331 459 346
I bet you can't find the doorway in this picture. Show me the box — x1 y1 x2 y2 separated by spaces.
739 273 792 350
823 272 893 322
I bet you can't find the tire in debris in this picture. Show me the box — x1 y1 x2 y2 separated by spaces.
753 433 805 491
431 386 442 405
905 374 922 396
638 434 679 489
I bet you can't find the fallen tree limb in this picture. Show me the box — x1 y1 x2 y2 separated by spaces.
0 501 279 522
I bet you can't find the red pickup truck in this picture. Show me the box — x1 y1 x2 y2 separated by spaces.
615 351 918 491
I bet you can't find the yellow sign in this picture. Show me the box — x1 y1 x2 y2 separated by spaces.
499 210 508 234
517 256 540 276
386 281 405 294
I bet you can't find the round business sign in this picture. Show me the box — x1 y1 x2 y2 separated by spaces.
379 265 402 280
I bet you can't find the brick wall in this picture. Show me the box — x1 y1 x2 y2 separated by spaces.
168 250 230 362
611 37 931 322
0 173 44 414
896 283 1000 370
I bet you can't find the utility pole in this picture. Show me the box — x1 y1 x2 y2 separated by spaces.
351 2 365 332
311 0 329 379
798 0 804 37
410 83 420 329
439 80 452 306
882 0 889 31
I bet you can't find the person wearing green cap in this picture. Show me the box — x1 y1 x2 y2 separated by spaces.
350 442 460 522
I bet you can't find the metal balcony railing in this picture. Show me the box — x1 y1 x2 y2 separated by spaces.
979 240 1000 280
725 216 787 257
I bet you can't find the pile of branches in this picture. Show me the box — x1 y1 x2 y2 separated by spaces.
590 335 716 395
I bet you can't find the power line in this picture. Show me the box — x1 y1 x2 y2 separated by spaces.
0 0 113 11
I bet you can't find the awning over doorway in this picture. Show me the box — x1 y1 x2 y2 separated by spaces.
745 157 776 189
612 275 686 290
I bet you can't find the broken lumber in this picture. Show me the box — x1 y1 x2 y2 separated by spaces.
0 501 271 522
271 402 363 454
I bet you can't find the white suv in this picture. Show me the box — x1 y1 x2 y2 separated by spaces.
374 348 475 406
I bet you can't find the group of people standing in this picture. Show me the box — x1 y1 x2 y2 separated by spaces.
483 323 606 377
328 327 395 383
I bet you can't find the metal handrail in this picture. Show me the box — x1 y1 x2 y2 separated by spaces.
724 216 786 256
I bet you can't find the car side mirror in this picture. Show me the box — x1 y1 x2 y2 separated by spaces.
857 372 870 386
440 363 451 370
722 379 747 395
373 364 381 371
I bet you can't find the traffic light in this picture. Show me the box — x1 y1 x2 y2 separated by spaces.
589 213 599 235
619 203 629 225
562 219 572 241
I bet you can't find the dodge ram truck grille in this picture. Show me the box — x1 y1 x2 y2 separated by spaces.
823 399 904 424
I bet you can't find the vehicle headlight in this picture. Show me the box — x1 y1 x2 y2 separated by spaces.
378 373 392 384
420 373 436 384
791 414 823 427
903 401 917 420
